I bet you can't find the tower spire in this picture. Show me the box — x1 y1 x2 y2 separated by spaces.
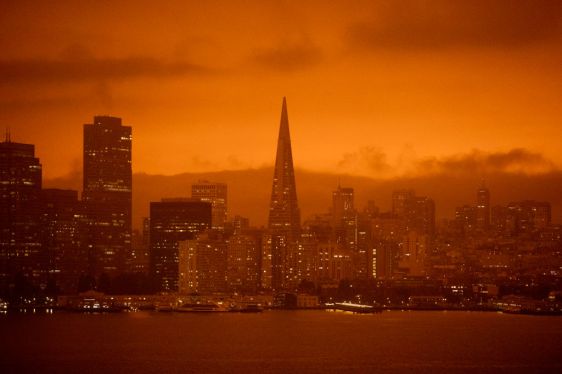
269 97 300 233
278 96 290 142
268 97 301 290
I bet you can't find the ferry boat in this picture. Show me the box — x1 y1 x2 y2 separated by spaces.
325 302 382 314
176 303 228 313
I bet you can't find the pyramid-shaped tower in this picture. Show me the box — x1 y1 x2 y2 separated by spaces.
267 97 301 291
268 97 300 238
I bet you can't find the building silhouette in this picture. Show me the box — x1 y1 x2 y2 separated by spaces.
505 200 551 234
392 189 415 217
227 228 262 293
149 199 211 292
392 190 435 238
267 97 301 291
192 180 227 231
476 183 491 230
82 116 132 280
332 185 355 224
40 189 84 294
332 185 357 250
0 136 43 294
179 230 228 294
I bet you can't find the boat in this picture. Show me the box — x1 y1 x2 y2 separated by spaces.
176 303 228 313
326 302 382 314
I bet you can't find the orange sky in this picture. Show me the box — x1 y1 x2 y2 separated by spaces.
1 0 561 180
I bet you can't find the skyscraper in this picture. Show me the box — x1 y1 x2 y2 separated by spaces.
227 229 262 293
179 231 228 295
392 189 435 237
332 185 361 277
191 180 227 231
392 189 415 217
332 185 355 224
149 199 211 292
82 116 132 279
268 97 300 290
0 135 43 294
476 183 491 231
40 189 84 294
409 196 436 237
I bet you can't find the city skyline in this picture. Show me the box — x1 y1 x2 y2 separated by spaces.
5 107 562 228
1 98 558 295
2 2 562 372
1 1 561 180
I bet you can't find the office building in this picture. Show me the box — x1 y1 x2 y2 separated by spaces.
0 136 43 293
192 180 227 231
268 97 301 291
40 189 84 294
82 116 132 278
476 183 491 230
150 199 211 291
180 230 228 294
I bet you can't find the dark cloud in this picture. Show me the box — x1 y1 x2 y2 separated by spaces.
252 41 322 72
336 147 556 177
338 146 390 173
0 56 211 85
0 96 82 113
347 0 562 50
0 82 114 113
417 149 556 175
45 166 562 229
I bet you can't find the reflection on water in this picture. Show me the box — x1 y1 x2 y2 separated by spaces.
1 311 561 373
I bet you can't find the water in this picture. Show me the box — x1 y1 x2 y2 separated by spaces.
1 310 561 373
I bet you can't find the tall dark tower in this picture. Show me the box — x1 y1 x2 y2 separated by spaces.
0 135 43 294
149 199 211 292
268 97 300 290
332 185 355 224
476 181 490 231
83 116 132 280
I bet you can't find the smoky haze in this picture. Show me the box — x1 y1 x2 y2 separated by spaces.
44 167 562 230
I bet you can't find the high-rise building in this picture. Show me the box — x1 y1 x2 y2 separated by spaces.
392 189 415 217
232 215 250 234
296 231 318 283
392 190 435 237
332 185 365 279
398 230 428 276
370 215 403 279
227 228 262 293
149 199 211 292
371 242 397 280
476 183 491 230
179 231 228 295
455 205 477 235
40 189 84 294
409 196 436 237
268 97 301 291
332 186 355 223
332 185 357 250
82 116 132 279
506 200 551 234
0 136 43 294
192 180 227 231
354 215 372 280
128 228 149 274
316 240 353 282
